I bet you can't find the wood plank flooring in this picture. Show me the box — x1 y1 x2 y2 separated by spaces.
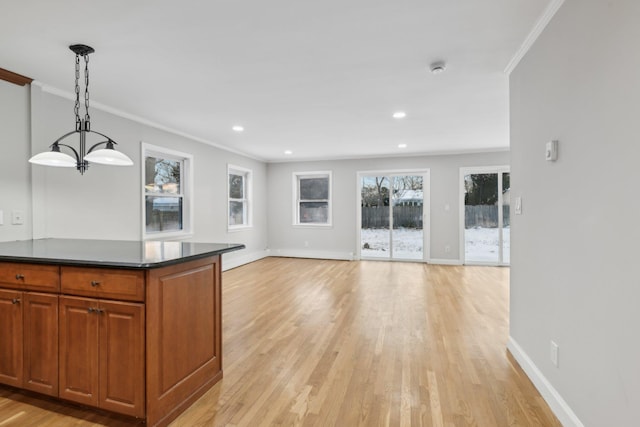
0 258 560 426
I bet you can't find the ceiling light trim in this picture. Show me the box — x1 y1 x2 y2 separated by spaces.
32 82 266 163
504 0 566 75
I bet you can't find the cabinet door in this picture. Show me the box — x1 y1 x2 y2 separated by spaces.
23 292 58 396
59 296 99 407
0 289 23 387
99 300 145 418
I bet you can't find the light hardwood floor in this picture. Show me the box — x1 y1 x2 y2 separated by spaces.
0 258 560 426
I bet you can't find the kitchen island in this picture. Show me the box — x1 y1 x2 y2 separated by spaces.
0 238 244 427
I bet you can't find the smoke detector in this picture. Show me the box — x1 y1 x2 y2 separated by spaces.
430 61 446 74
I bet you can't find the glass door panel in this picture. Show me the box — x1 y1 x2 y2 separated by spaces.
360 173 426 261
361 176 390 259
464 173 500 263
463 169 510 265
391 175 423 260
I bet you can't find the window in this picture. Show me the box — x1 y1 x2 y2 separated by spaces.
228 165 252 229
293 171 332 226
142 143 193 239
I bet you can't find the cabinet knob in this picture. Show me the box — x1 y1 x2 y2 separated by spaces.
15 274 24 280
11 298 20 304
88 307 95 313
90 280 101 287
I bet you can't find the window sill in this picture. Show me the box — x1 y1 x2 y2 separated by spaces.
292 223 333 229
143 231 193 241
227 225 253 233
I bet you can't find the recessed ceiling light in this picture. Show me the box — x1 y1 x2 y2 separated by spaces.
284 150 293 155
430 61 446 74
393 111 406 119
398 143 407 148
232 125 244 132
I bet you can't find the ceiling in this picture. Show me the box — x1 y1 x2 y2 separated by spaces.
0 0 551 162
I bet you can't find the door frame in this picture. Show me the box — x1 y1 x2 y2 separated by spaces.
459 165 510 266
356 169 430 262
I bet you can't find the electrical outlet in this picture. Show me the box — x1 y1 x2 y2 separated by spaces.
0 210 3 225
12 210 24 225
304 241 309 248
445 245 451 253
550 341 559 367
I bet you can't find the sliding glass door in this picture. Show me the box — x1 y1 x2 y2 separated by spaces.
359 172 428 261
461 167 510 265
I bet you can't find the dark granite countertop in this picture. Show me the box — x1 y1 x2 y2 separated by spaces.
0 238 245 269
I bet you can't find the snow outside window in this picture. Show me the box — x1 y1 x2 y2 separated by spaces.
293 171 332 226
228 165 252 230
142 143 193 239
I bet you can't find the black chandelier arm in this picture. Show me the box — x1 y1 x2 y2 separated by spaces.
90 129 117 142
86 140 110 154
51 129 80 145
55 143 81 161
85 130 119 154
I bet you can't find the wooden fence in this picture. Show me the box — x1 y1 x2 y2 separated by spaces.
361 206 422 228
361 205 510 229
464 205 510 228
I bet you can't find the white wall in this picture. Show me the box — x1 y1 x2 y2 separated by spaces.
0 80 32 242
509 1 640 425
267 151 509 262
9 84 269 267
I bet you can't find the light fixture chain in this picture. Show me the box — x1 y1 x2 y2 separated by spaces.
84 54 90 125
74 54 81 129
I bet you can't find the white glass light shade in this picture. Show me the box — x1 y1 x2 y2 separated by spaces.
29 151 76 167
84 148 134 166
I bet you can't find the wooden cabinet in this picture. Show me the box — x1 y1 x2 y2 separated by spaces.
59 296 145 418
0 289 58 396
22 292 58 396
58 296 99 407
0 254 223 426
61 267 144 302
0 288 23 387
0 263 59 292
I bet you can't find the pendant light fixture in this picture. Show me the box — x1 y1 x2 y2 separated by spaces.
29 44 133 174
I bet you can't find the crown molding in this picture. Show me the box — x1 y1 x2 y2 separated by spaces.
504 0 566 75
31 81 265 162
267 146 510 164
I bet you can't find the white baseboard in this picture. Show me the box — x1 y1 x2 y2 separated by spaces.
428 258 463 265
222 249 270 271
507 337 584 427
270 249 354 261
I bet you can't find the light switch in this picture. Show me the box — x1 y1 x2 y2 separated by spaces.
515 196 522 215
545 140 558 161
12 210 24 225
0 210 3 225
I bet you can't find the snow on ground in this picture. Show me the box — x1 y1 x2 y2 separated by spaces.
360 227 510 263
361 227 422 260
464 226 510 263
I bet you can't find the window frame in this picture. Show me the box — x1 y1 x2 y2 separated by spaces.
292 170 333 227
141 142 194 240
227 164 253 231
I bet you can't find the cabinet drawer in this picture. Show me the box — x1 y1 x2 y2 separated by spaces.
0 263 60 292
61 267 144 302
